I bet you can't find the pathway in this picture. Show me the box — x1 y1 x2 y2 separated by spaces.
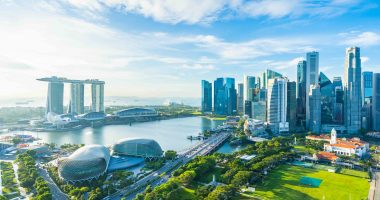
37 165 68 200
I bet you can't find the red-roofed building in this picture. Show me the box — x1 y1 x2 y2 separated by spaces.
323 129 369 157
314 151 340 162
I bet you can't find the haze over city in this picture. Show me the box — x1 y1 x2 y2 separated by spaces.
1 0 380 102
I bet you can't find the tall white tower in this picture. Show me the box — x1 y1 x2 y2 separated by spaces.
330 128 337 144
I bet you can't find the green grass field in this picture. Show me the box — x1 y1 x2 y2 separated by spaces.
250 165 369 200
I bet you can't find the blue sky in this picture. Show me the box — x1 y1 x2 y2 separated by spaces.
0 0 379 100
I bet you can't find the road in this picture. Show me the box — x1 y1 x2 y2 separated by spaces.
105 130 231 200
37 165 69 200
369 170 380 200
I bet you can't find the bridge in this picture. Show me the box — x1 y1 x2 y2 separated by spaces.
105 129 232 200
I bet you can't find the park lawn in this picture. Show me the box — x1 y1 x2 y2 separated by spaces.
293 145 316 154
198 167 224 183
191 111 202 115
251 165 369 200
339 168 370 179
176 187 196 200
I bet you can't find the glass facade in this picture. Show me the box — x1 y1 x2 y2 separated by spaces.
47 82 64 114
112 138 163 158
201 80 212 113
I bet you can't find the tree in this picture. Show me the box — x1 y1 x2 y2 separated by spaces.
177 170 196 186
164 150 177 160
231 171 252 187
88 188 103 200
205 185 237 200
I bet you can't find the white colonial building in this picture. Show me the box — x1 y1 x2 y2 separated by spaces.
244 119 266 137
324 129 369 157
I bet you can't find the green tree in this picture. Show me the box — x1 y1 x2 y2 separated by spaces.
164 150 177 160
177 170 196 186
231 171 252 186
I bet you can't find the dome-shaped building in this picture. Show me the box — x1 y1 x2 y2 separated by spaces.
112 138 163 158
58 145 110 182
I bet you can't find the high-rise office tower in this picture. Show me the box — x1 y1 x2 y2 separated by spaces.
225 78 237 115
309 84 321 133
251 88 266 121
214 78 225 115
362 72 373 130
267 77 288 134
262 69 282 89
287 81 297 132
332 77 344 124
237 83 244 114
319 72 334 124
306 51 319 129
91 83 104 112
296 60 307 129
47 82 64 114
344 47 362 134
69 83 84 114
243 75 256 101
373 73 380 131
244 100 252 118
256 77 261 89
201 80 212 113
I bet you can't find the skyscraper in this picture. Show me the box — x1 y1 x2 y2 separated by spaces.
267 77 288 134
237 83 244 114
243 75 256 101
47 82 64 114
214 78 225 115
262 69 282 89
296 60 307 129
225 78 237 115
309 85 321 133
373 73 380 131
332 77 344 124
362 72 373 130
69 83 85 114
244 100 252 118
201 80 212 113
306 51 319 130
287 81 297 132
91 83 105 112
344 47 362 134
319 72 334 124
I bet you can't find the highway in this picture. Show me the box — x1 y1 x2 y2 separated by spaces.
37 165 69 200
105 130 232 200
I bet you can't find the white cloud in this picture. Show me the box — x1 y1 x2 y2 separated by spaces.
62 0 364 24
361 56 369 63
342 31 380 46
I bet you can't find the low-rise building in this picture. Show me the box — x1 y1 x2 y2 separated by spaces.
314 151 341 163
323 129 369 157
244 119 266 137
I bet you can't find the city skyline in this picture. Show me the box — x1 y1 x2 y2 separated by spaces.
1 0 380 101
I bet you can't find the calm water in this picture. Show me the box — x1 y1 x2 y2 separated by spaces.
7 117 224 151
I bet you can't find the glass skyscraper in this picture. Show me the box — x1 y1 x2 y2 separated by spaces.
91 83 105 113
306 51 319 130
373 73 380 131
344 47 362 134
319 72 334 124
296 60 307 129
267 77 288 134
362 72 373 130
201 80 212 113
287 81 297 132
237 83 244 114
68 83 85 115
213 78 225 115
309 85 321 133
243 75 256 102
225 78 237 115
47 82 64 114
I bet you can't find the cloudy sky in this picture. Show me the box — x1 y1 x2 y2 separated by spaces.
0 0 379 101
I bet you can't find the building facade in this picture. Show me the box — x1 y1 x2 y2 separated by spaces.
296 60 307 129
332 77 344 124
201 80 212 113
362 72 373 130
69 83 85 115
309 84 321 133
237 83 244 114
306 51 319 130
344 47 362 134
287 81 297 132
213 78 225 115
225 78 237 115
267 77 288 134
91 83 105 113
373 73 380 131
47 82 64 114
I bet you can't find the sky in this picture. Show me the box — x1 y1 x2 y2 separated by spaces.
0 0 380 102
